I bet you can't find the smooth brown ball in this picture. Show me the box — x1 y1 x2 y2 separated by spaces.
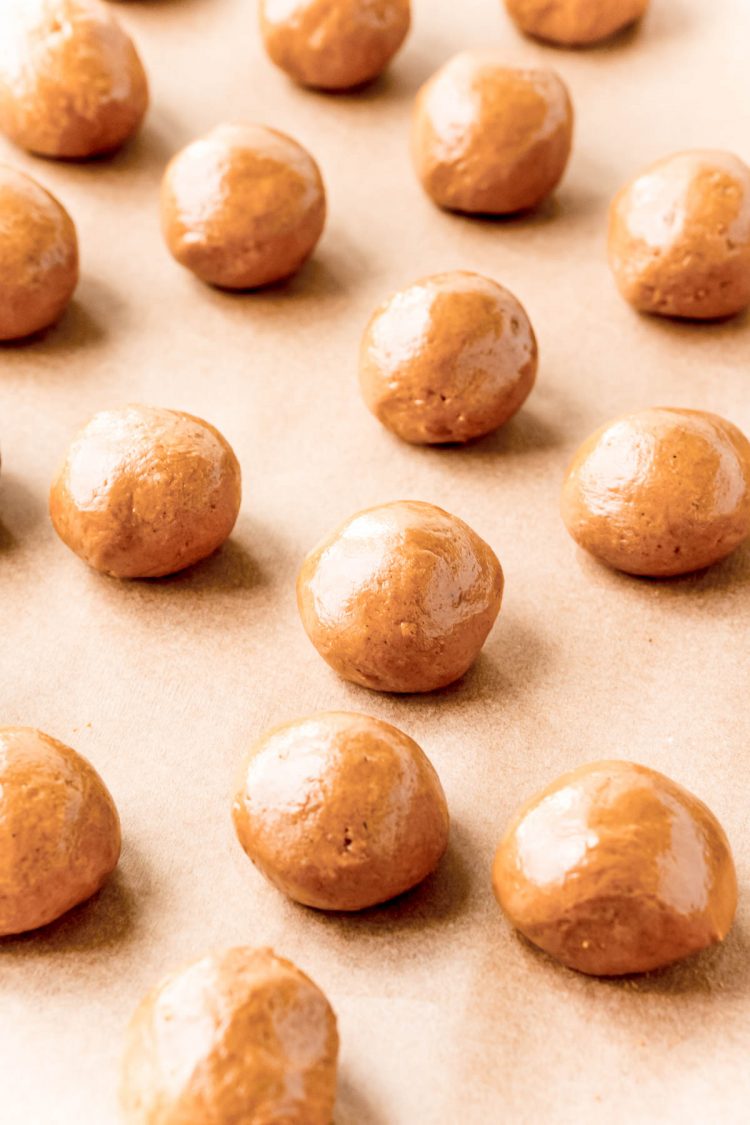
0 726 120 936
412 51 573 215
0 0 149 158
359 270 538 444
260 0 411 91
561 407 750 577
120 947 339 1125
505 0 650 47
0 165 78 340
297 500 504 693
49 404 242 579
493 760 737 976
608 150 750 319
233 711 449 911
161 123 327 290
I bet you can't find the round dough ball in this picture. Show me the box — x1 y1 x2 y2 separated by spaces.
161 123 327 290
0 0 149 158
493 760 737 976
120 947 338 1125
504 0 650 47
49 404 242 579
412 52 573 215
359 270 538 444
297 500 504 692
0 165 78 340
561 407 750 577
233 711 449 911
608 150 750 319
260 0 411 91
0 726 120 936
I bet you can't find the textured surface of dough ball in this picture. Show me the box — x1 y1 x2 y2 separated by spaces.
359 270 538 443
50 404 242 579
0 726 120 936
493 760 737 976
561 407 750 577
121 947 338 1125
505 0 649 46
161 123 326 289
260 0 411 90
0 165 78 340
412 52 573 214
233 711 449 911
297 500 503 692
608 150 750 319
0 0 149 158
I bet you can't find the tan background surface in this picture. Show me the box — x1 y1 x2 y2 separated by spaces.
1 0 749 1121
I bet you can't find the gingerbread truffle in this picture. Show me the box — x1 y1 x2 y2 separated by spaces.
120 947 338 1125
297 500 503 693
608 150 750 319
360 271 538 444
50 404 242 579
504 0 650 47
412 52 573 215
233 711 449 911
161 123 326 290
0 0 149 159
561 407 750 577
0 165 78 340
260 0 411 91
493 760 737 976
0 726 120 936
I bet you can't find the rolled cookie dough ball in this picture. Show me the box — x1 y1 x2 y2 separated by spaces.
260 0 411 91
297 500 503 692
0 165 78 340
561 407 750 577
359 270 538 443
120 947 338 1125
161 124 327 290
0 726 120 936
0 0 149 158
412 52 573 215
233 711 449 911
493 760 737 976
49 404 242 579
504 0 650 47
608 150 750 319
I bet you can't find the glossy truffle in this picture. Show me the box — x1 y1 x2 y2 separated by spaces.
49 404 242 579
297 500 504 692
0 0 149 158
161 123 326 290
504 0 649 46
412 52 573 215
0 165 78 340
260 0 411 91
608 150 750 319
493 760 737 976
120 947 338 1125
233 711 449 911
360 271 538 444
0 726 120 936
561 408 750 577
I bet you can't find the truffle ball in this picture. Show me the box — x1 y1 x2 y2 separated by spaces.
412 52 573 215
161 123 326 290
504 0 650 47
260 0 411 91
0 165 78 340
49 404 242 579
297 500 503 692
492 760 737 976
120 947 338 1125
561 407 750 577
608 150 750 319
359 270 538 443
0 726 120 936
233 711 450 911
